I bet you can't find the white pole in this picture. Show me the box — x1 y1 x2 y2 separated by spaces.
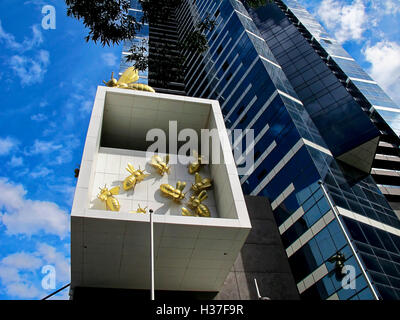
150 209 155 300
253 278 271 300
254 278 261 299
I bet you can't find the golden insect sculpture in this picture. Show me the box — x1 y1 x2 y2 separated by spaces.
191 172 212 194
122 163 149 191
130 204 148 214
181 207 195 217
97 185 121 211
160 181 186 202
151 154 171 176
181 190 211 217
188 150 206 174
103 66 155 93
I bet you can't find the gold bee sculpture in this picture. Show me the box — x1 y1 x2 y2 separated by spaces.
160 181 186 202
191 172 212 194
130 204 148 214
103 67 155 93
97 185 121 211
151 154 171 176
182 190 211 217
122 163 149 191
181 207 195 216
188 150 205 174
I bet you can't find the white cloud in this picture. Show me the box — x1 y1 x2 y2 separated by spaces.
27 139 62 156
5 282 42 299
363 40 400 104
7 156 24 168
0 244 70 300
50 135 80 166
0 137 18 156
0 252 43 299
0 265 21 285
101 53 118 67
10 50 50 86
80 100 93 114
25 135 80 167
317 0 368 43
29 166 53 179
24 0 49 7
66 92 95 116
0 20 49 86
0 178 70 239
370 0 400 16
48 183 76 206
0 21 43 52
37 243 70 283
39 100 48 108
384 0 400 15
1 252 42 271
31 113 47 122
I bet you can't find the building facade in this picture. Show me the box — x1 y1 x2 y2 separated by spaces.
120 0 400 300
119 1 149 84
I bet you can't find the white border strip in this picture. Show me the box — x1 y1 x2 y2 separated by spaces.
249 139 304 194
373 105 400 113
234 9 252 21
286 210 336 258
271 183 295 210
319 37 336 43
277 90 303 106
337 206 400 237
259 55 282 69
348 77 377 85
303 139 332 156
329 54 355 61
239 140 276 182
246 30 266 42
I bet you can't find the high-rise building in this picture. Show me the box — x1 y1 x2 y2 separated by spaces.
113 0 400 300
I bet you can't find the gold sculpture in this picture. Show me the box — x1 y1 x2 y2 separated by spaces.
188 150 205 174
191 172 212 194
122 163 149 191
151 154 171 176
328 251 346 277
97 185 121 211
130 204 148 214
181 207 195 216
182 190 211 217
103 67 155 93
160 181 186 202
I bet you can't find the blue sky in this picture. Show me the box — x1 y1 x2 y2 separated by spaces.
0 0 122 299
0 0 399 300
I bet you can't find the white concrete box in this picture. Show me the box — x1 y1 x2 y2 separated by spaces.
71 86 251 292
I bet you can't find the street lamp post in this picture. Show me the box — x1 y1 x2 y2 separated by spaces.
150 209 155 300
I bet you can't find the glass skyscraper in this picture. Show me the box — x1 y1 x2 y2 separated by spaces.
121 0 400 300
119 1 149 84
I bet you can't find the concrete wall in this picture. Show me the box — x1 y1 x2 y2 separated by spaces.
215 196 299 300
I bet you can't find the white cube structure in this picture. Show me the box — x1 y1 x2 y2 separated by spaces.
71 86 251 292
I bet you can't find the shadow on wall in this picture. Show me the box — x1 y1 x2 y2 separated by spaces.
215 195 300 300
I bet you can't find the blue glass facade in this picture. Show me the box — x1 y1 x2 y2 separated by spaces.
280 0 400 137
247 3 380 161
119 0 149 84
121 0 400 300
173 0 400 300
